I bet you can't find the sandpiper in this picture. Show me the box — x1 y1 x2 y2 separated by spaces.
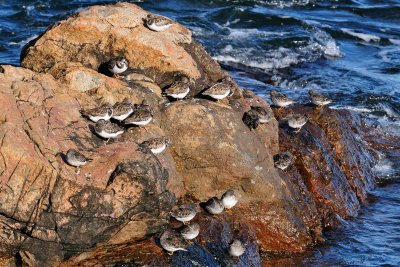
180 223 200 244
243 106 273 130
164 76 190 100
229 239 246 260
80 103 113 122
273 152 294 170
221 190 238 210
94 119 124 142
204 197 224 215
284 112 310 133
141 137 170 154
309 90 333 107
123 109 153 127
65 149 92 174
202 78 234 101
160 230 188 255
251 106 272 124
112 98 134 121
170 204 197 224
145 14 174 32
108 57 128 77
269 90 295 109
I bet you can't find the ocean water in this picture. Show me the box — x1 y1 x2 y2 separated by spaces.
0 0 399 266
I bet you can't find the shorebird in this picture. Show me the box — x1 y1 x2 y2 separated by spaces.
65 149 92 175
221 190 238 213
108 57 128 78
204 197 224 215
308 90 334 107
202 78 235 101
170 204 197 224
273 151 294 170
123 108 153 128
180 223 200 244
80 103 113 122
229 239 246 261
145 14 174 32
94 119 124 142
269 90 295 109
160 230 188 255
141 137 170 154
243 106 273 130
112 98 134 121
284 112 310 133
164 76 190 100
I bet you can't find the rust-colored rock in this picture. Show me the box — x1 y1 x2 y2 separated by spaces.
0 2 383 266
21 2 226 94
0 65 181 266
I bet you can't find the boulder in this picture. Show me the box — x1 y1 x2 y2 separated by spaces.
0 65 181 266
21 2 226 94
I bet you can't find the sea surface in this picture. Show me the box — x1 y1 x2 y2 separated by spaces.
1 0 399 266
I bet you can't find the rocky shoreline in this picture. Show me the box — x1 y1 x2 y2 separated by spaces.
0 3 384 266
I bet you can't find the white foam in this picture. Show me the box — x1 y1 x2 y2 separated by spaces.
389 39 400 45
373 157 396 177
9 34 38 47
341 28 381 42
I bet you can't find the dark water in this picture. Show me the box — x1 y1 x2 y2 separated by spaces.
1 0 399 265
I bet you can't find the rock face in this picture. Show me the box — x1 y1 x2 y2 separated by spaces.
21 2 225 94
0 2 380 266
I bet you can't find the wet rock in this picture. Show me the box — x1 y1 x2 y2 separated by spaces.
275 105 377 227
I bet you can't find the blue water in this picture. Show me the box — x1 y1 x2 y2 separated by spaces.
1 0 400 265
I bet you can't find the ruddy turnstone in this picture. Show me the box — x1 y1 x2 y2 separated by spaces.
202 78 234 101
204 197 224 215
180 223 200 243
94 119 124 141
160 230 187 255
145 14 174 32
170 204 197 224
80 103 113 122
65 149 92 174
164 76 190 100
141 137 170 154
229 239 246 260
221 190 238 210
108 57 128 77
112 98 134 121
308 90 333 107
284 112 310 133
273 152 294 170
269 90 295 108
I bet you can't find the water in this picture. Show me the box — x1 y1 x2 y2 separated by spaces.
1 0 399 265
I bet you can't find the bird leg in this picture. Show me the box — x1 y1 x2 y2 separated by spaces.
75 167 81 175
186 240 193 245
226 209 233 215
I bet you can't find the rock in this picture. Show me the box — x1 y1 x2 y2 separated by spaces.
21 3 226 95
275 105 377 227
60 211 261 267
0 65 181 266
160 99 321 253
0 2 382 266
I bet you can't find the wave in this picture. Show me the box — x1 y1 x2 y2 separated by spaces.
341 28 381 43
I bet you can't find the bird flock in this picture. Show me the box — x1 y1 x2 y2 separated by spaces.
160 189 246 261
62 11 335 261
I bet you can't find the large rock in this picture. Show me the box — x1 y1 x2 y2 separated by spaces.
21 2 225 94
0 65 181 266
0 2 381 266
